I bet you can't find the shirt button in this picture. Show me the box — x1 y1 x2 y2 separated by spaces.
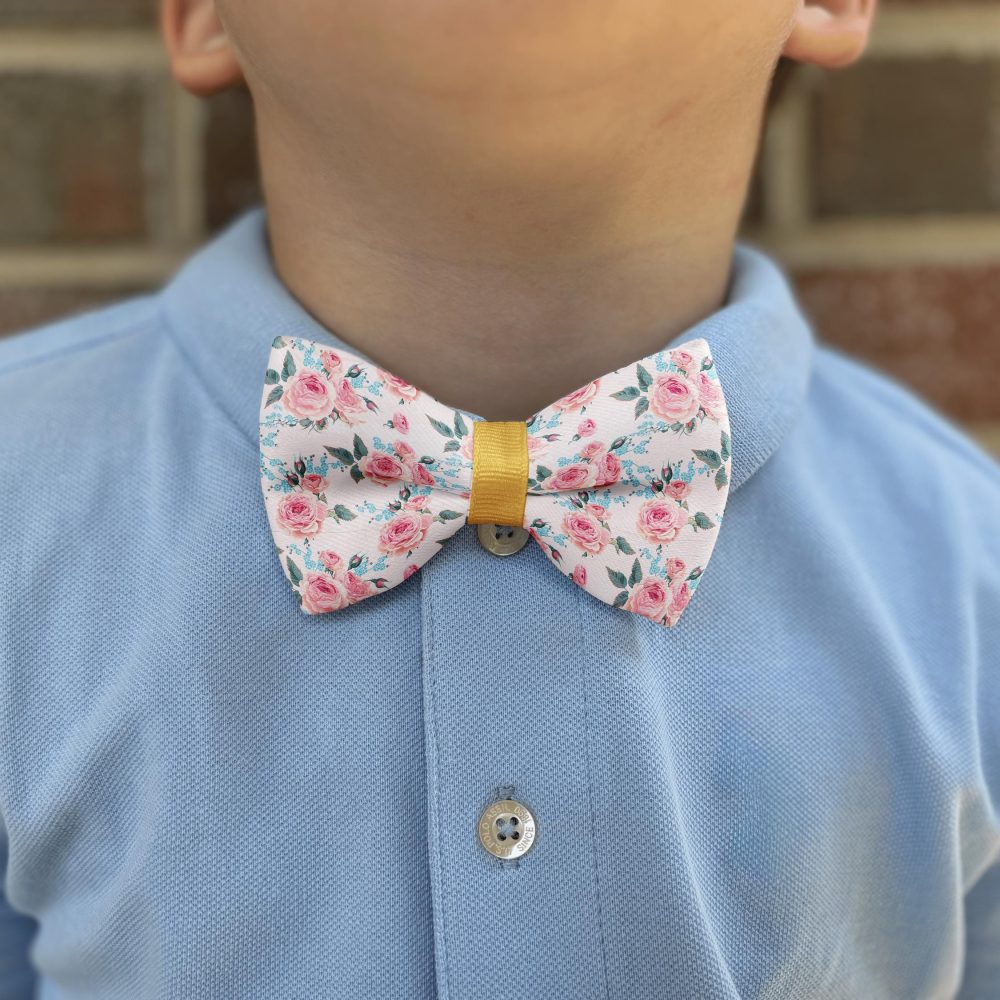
477 797 538 860
476 523 530 556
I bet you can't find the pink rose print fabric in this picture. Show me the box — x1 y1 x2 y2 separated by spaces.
259 334 732 627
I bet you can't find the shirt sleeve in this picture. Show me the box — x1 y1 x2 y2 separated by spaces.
0 829 38 1000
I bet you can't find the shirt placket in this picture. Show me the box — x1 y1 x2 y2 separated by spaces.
421 522 610 998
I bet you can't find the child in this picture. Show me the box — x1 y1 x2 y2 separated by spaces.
1 0 998 996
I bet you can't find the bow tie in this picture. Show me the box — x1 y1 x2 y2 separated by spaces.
259 334 731 627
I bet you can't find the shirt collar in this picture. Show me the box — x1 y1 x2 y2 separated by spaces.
161 206 814 494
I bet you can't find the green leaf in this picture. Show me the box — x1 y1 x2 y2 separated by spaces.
629 558 643 586
715 466 728 490
264 368 280 384
634 396 649 419
438 509 463 520
428 416 456 438
325 446 356 465
607 567 628 589
693 511 714 530
419 455 437 465
281 351 296 381
352 434 368 460
693 448 722 469
444 439 461 452
286 557 303 586
265 386 283 407
612 589 629 608
611 386 641 401
536 465 552 481
635 363 652 389
333 504 356 521
614 535 635 555
349 465 364 484
272 336 287 349
720 430 731 462
453 411 468 438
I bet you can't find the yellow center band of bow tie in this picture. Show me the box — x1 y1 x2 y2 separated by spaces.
467 420 529 527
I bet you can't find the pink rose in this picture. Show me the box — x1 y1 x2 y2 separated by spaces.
359 452 406 487
300 572 351 614
636 498 687 545
624 577 670 622
319 550 343 572
333 378 368 424
577 418 596 438
405 495 430 510
377 509 433 556
394 440 416 460
403 563 420 581
320 350 343 376
380 371 420 400
670 349 694 372
572 565 587 587
550 463 595 491
393 411 409 433
300 473 327 494
411 463 435 487
649 373 700 423
594 450 621 487
695 372 725 420
668 581 692 620
665 479 690 500
580 440 605 459
459 436 475 461
666 557 686 580
276 493 327 538
526 436 548 458
585 503 606 519
562 509 611 554
344 571 373 603
553 380 599 412
283 370 333 420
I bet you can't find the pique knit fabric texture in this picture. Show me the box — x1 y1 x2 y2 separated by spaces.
0 207 999 1000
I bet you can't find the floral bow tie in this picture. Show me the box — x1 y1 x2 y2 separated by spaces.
259 334 731 627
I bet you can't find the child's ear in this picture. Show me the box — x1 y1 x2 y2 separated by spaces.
161 0 244 97
781 0 878 70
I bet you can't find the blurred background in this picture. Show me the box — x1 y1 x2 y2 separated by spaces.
0 0 998 456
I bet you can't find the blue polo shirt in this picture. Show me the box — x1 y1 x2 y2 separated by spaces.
1 207 998 999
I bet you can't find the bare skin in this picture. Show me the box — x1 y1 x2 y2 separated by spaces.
162 0 876 420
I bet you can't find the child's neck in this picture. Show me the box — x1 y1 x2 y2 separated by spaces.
260 125 750 421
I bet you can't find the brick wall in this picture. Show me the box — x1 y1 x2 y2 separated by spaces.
1 1 998 456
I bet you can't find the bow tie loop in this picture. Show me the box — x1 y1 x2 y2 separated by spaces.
467 420 529 527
